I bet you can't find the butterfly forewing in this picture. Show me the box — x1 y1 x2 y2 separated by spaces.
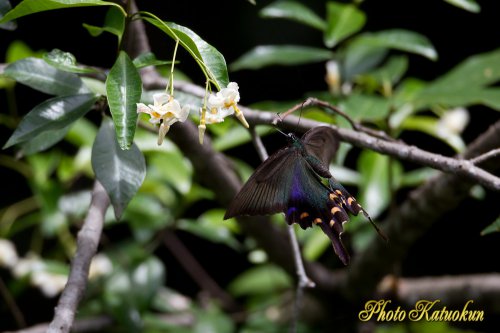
224 147 299 219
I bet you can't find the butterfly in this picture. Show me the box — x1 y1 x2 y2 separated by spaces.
224 126 386 265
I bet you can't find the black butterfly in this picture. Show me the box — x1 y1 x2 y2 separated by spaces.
224 126 386 265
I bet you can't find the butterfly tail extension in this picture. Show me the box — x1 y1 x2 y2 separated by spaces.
317 221 350 265
328 179 388 242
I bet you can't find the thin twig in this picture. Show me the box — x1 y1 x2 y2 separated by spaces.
245 110 500 192
249 127 314 333
471 148 500 165
46 181 110 333
277 97 397 142
162 230 238 311
157 81 500 191
5 316 113 333
0 276 26 328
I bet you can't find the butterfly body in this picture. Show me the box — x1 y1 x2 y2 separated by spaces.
224 126 384 265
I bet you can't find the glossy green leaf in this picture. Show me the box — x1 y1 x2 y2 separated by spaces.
4 57 90 95
0 0 125 24
133 52 171 69
357 150 391 219
0 0 15 30
228 264 292 297
481 216 500 236
3 93 97 148
444 0 480 13
341 41 388 81
142 14 229 89
177 209 240 250
106 51 142 150
193 306 234 333
260 0 326 30
83 6 124 41
91 118 146 219
148 151 193 194
414 49 500 110
303 228 330 260
20 124 72 155
324 2 366 48
354 29 437 61
363 55 408 86
43 49 100 74
400 168 438 187
5 40 44 63
131 256 166 311
125 195 171 243
401 116 466 152
339 93 390 121
230 45 334 71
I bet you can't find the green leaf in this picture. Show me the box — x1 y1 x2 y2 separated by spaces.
0 0 15 30
5 40 44 63
303 228 330 261
401 116 466 152
133 52 171 69
444 0 480 13
130 256 166 311
148 150 193 194
324 2 366 48
414 49 500 110
0 0 126 24
357 150 391 219
4 57 90 95
193 306 234 333
142 14 229 89
43 49 100 74
339 93 390 121
340 41 388 81
91 118 146 219
177 209 241 250
354 29 437 61
228 264 292 297
19 124 72 155
106 51 142 150
230 45 334 71
3 93 97 148
481 216 500 236
363 55 408 86
259 0 326 31
82 6 125 41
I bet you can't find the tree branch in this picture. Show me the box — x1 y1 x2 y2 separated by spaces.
46 181 109 333
344 120 500 301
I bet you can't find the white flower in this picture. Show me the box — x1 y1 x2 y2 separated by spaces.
325 60 341 95
0 239 18 269
31 271 67 298
137 93 190 145
209 82 241 109
198 82 249 144
89 253 113 279
438 107 470 135
12 253 43 278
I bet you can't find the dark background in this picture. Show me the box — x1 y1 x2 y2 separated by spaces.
1 0 500 331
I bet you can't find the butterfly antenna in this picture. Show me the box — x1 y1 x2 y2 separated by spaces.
272 113 289 137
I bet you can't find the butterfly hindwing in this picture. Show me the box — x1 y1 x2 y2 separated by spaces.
283 157 351 264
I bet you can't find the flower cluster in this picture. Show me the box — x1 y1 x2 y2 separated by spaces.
199 82 249 143
137 82 249 145
0 238 113 298
137 93 190 145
